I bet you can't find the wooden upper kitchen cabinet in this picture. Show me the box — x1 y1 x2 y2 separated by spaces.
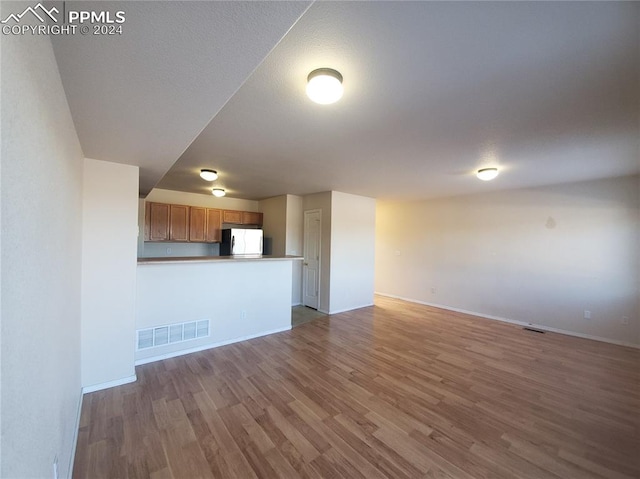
194 207 222 243
169 204 190 241
222 209 243 224
144 202 151 241
147 202 170 241
189 207 207 242
146 202 259 242
242 211 263 226
222 209 263 226
205 208 222 243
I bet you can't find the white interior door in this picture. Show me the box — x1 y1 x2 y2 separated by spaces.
303 210 321 309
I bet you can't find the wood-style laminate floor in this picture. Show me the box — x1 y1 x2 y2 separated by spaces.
73 296 640 478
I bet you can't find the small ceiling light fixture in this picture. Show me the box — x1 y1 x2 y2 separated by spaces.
212 188 226 197
200 169 218 181
477 167 499 181
306 68 343 104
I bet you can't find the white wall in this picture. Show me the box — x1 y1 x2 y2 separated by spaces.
286 195 303 305
81 159 139 390
376 176 640 346
330 192 376 313
1 16 83 478
303 192 332 312
136 259 292 362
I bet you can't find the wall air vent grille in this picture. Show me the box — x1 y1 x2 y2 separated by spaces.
137 319 210 350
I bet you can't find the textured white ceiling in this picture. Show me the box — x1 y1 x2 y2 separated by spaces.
51 1 311 194
54 2 639 200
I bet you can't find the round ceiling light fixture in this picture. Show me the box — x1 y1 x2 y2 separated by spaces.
306 68 344 104
200 169 218 181
212 188 226 197
477 167 499 181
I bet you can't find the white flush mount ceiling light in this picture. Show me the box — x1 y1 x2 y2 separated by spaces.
477 168 499 181
306 68 343 104
212 188 226 197
200 169 218 181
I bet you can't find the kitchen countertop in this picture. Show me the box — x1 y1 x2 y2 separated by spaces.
137 255 303 265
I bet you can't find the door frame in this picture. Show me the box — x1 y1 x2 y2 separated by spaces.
302 209 322 310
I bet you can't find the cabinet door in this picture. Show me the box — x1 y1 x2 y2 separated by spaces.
222 210 243 224
242 211 263 226
206 208 222 243
189 207 206 242
144 202 151 241
148 202 170 241
169 205 189 241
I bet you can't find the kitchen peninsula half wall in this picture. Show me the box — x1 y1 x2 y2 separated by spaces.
136 255 302 364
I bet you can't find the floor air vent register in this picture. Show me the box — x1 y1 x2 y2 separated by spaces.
137 319 210 350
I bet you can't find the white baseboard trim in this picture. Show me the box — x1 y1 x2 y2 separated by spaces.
291 302 302 306
375 292 640 350
134 325 292 366
82 374 138 395
67 390 83 479
328 303 375 315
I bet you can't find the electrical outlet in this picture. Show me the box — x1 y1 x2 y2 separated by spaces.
431 287 437 294
583 310 591 320
394 250 401 256
622 316 629 325
53 456 58 479
241 310 247 320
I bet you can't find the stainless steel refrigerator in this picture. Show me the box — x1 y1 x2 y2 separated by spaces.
220 228 263 256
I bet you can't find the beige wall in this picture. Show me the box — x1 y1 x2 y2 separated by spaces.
1 18 84 478
329 192 376 313
145 188 259 211
376 176 640 346
301 191 376 314
81 159 139 390
260 195 287 255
